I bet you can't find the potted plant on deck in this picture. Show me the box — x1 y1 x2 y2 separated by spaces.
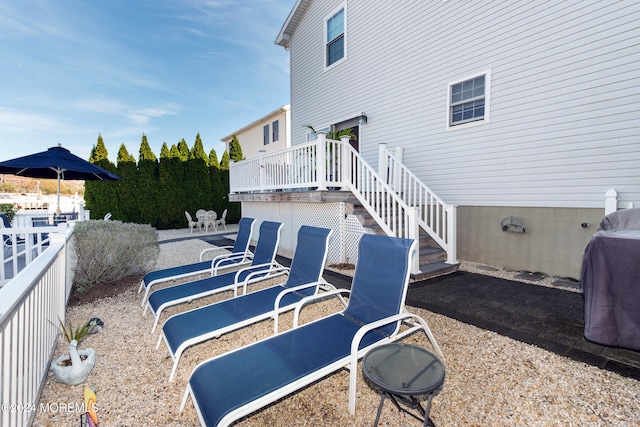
50 317 103 385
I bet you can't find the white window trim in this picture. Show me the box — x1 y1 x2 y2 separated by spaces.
324 3 347 71
446 69 491 130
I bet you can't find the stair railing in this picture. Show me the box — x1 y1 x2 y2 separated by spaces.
378 143 457 264
331 135 421 273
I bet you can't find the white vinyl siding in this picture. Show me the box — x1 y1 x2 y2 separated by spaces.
287 0 640 209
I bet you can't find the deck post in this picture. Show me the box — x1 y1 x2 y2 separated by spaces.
605 188 617 215
407 206 421 274
258 151 266 192
316 132 327 191
445 205 458 265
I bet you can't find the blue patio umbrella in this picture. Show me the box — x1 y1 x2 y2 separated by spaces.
0 144 120 213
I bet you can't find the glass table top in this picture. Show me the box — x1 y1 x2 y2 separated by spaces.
362 343 445 396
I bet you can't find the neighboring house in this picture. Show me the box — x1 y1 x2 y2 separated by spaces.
221 105 291 159
232 1 640 279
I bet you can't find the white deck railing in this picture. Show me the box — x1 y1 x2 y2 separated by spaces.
230 134 460 271
378 144 457 264
0 225 74 427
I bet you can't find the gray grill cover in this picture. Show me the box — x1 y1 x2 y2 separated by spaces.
581 209 640 351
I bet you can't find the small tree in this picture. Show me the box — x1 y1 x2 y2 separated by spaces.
116 144 139 223
136 134 159 226
229 134 245 161
85 134 118 219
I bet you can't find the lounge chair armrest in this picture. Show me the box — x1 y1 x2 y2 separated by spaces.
199 246 233 261
292 288 351 328
272 281 335 333
212 251 254 274
232 262 286 296
241 265 290 294
347 312 445 415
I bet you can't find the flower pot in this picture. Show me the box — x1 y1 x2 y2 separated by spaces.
51 340 96 385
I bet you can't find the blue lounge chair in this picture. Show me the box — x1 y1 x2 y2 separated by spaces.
138 217 256 307
180 234 444 427
159 226 335 381
145 221 284 333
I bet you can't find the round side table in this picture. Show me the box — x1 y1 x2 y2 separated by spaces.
362 343 445 427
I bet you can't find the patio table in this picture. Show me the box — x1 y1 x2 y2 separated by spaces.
362 343 445 427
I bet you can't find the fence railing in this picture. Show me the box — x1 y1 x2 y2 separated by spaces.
0 225 74 427
378 143 457 264
1 226 65 285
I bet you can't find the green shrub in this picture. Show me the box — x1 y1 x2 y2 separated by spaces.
0 204 16 222
73 220 159 292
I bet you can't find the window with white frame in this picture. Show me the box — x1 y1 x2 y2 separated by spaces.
272 120 279 142
325 6 345 68
449 73 488 127
263 124 269 145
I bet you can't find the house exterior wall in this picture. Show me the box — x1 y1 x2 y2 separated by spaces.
457 206 604 279
275 0 640 277
285 0 640 209
221 105 291 160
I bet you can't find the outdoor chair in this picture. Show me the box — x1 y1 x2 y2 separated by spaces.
215 209 227 231
185 211 197 233
195 209 207 232
138 217 256 306
159 226 335 381
180 234 444 427
204 210 217 233
145 221 284 333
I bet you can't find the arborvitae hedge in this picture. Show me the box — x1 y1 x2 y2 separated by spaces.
86 134 239 230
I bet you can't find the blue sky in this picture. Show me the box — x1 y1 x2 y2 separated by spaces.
0 0 296 163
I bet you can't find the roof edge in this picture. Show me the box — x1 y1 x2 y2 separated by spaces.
220 105 290 142
275 0 310 49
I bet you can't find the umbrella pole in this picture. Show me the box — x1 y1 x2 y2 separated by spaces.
57 175 61 215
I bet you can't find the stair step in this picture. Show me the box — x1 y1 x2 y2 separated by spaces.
410 261 459 282
418 246 447 264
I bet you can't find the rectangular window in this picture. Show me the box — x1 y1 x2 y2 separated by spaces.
272 120 279 142
449 74 487 127
263 124 269 145
325 7 345 68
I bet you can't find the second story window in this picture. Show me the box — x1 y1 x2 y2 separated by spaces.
272 120 279 142
449 73 489 127
325 6 345 68
263 124 269 145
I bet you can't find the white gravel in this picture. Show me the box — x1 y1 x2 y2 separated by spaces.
32 228 640 427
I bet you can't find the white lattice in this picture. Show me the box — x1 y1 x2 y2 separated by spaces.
345 215 366 264
241 201 363 265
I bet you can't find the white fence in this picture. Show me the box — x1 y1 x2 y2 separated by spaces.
229 134 457 269
0 226 74 427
